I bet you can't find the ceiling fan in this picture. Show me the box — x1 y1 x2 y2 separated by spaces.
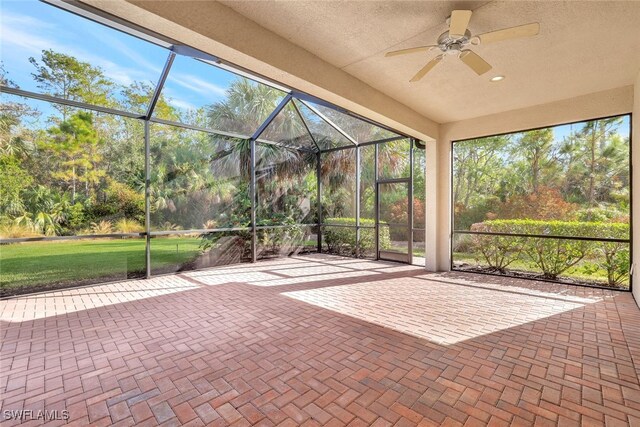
385 10 540 82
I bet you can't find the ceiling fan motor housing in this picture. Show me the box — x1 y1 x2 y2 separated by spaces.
437 30 472 54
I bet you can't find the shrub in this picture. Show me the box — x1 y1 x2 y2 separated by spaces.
597 242 630 287
590 223 630 287
158 221 181 231
0 155 32 216
389 198 425 229
199 230 251 258
469 222 524 272
323 218 390 257
471 219 629 286
454 197 500 230
523 236 590 280
575 206 629 223
114 218 144 233
504 220 592 279
89 220 113 234
0 222 42 238
67 202 86 230
452 233 474 253
493 187 577 221
15 211 60 236
90 181 144 223
257 225 308 256
203 220 217 229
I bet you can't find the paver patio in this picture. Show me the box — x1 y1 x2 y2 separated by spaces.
1 254 640 426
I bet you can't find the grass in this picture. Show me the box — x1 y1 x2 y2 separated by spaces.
9 236 613 295
1 237 202 293
1 234 320 295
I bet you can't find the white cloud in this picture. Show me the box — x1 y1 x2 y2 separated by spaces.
167 98 197 111
96 30 164 75
1 25 65 55
169 73 228 98
0 9 163 87
0 10 56 30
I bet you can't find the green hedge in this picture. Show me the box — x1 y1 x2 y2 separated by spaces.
468 219 629 287
323 218 390 257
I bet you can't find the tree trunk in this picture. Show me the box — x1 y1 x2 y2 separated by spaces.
531 148 540 193
72 165 76 204
587 125 597 212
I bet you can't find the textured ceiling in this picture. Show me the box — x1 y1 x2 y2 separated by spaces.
219 1 640 123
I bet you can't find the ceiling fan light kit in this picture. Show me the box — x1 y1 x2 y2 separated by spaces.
385 10 540 82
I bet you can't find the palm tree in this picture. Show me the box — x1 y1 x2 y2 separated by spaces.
13 185 70 235
206 78 410 223
208 79 310 180
208 79 316 224
0 100 39 158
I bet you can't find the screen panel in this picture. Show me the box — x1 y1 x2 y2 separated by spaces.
451 115 631 289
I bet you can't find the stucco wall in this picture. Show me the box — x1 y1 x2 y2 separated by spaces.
633 72 640 304
427 86 635 278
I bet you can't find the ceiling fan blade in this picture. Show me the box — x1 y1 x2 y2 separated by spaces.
477 22 540 45
409 55 443 82
449 10 472 38
385 45 436 57
459 50 492 75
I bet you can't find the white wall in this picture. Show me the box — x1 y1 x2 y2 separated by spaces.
633 72 640 304
425 86 635 277
423 140 438 271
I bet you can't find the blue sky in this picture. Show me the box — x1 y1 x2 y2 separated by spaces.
0 0 239 115
554 117 630 142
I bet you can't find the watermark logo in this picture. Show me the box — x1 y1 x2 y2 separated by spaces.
3 409 70 421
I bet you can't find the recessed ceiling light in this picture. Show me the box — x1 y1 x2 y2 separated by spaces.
490 75 505 82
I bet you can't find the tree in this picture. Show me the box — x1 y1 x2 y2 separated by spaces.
453 135 510 210
206 79 318 224
209 78 285 138
121 81 177 119
14 185 71 236
44 112 104 202
566 118 627 212
1 67 40 159
207 79 296 183
412 147 426 226
511 128 558 193
29 50 115 118
0 155 33 216
494 186 577 221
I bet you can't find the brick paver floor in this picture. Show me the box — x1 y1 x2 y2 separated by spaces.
1 254 640 426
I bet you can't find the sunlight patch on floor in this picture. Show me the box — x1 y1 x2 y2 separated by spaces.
283 276 590 345
0 276 200 322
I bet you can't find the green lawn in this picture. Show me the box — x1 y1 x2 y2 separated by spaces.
1 237 202 294
0 234 320 295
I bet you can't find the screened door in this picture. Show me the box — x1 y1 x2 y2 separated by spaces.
377 180 411 263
